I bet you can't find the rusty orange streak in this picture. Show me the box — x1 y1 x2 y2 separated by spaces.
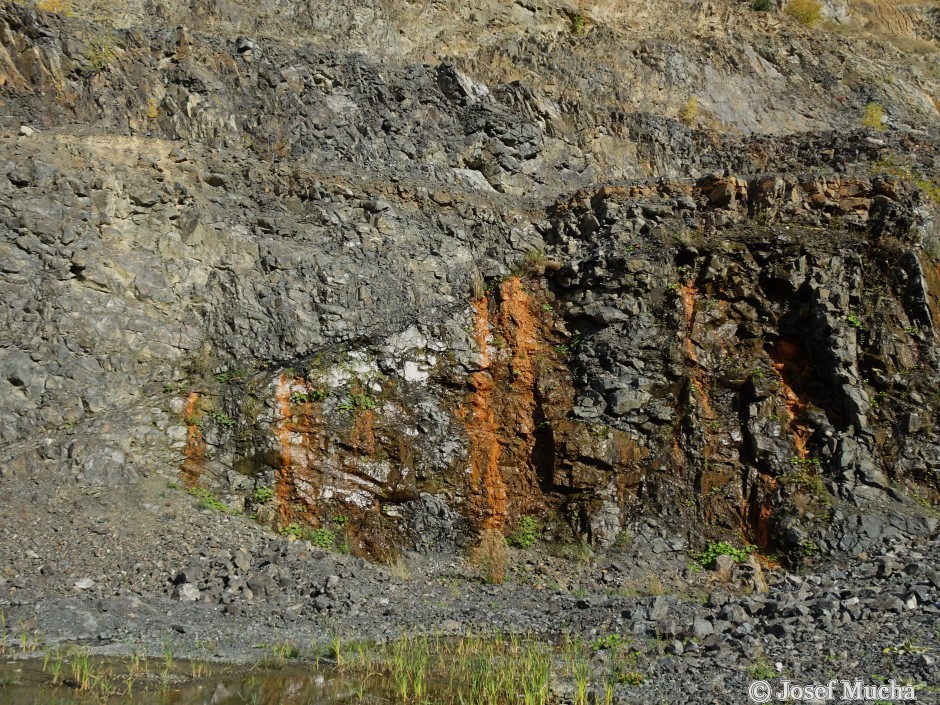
769 341 811 458
458 294 508 530
274 374 295 522
181 391 204 486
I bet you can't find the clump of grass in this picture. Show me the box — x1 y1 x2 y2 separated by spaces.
69 647 94 691
37 646 182 698
37 0 72 14
258 640 301 669
43 646 66 685
862 102 885 130
751 0 774 11
563 636 592 705
470 529 509 585
550 540 594 564
785 0 821 27
86 35 116 73
145 97 160 123
365 632 551 705
569 11 586 34
619 670 645 685
386 554 412 581
522 250 549 275
680 97 700 126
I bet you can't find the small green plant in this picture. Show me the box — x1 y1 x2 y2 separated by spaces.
86 36 116 73
789 455 821 468
307 528 335 551
280 522 305 539
258 639 301 668
210 411 236 427
781 457 829 501
188 487 228 512
847 313 865 329
522 250 548 274
862 102 885 131
613 530 631 548
872 157 940 206
883 637 927 656
591 633 629 651
507 516 539 549
751 0 774 10
620 670 645 686
161 634 174 670
214 369 246 383
43 646 66 685
337 391 376 413
747 659 777 680
554 332 582 358
693 541 755 568
289 391 309 404
569 10 585 34
785 0 821 26
253 485 274 504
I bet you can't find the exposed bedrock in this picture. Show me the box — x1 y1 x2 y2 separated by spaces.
1 1 939 569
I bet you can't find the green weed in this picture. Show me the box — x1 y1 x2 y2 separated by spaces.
253 485 274 504
693 541 755 568
188 487 228 512
507 516 539 549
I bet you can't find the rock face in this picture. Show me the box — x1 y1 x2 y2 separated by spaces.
0 0 939 568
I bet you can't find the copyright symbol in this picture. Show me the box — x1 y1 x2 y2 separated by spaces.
749 680 772 703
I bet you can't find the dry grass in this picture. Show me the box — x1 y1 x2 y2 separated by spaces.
680 96 700 126
36 0 72 13
890 36 938 55
861 102 885 129
786 0 822 27
386 555 413 581
470 529 509 585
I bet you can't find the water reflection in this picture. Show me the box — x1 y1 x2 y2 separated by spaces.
0 665 363 705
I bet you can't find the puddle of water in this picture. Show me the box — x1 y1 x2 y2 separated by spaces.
0 633 575 705
0 659 362 705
